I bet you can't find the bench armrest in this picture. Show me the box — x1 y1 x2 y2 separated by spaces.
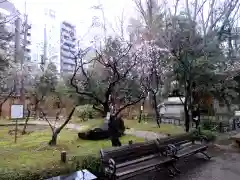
103 158 116 177
165 144 178 156
161 144 178 156
199 135 208 144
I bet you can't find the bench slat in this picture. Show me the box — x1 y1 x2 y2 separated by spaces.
116 153 159 168
175 144 208 158
116 156 173 177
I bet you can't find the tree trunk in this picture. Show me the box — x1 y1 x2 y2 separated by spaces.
184 101 190 132
93 103 110 117
138 100 145 123
48 107 76 146
0 104 2 117
49 131 58 145
152 93 160 128
22 108 31 135
103 103 110 117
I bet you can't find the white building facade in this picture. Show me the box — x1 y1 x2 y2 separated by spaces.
30 7 61 72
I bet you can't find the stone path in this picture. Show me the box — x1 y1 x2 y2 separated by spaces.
125 128 167 140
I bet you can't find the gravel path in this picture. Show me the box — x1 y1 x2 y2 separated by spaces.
0 120 87 131
125 128 167 140
27 120 87 131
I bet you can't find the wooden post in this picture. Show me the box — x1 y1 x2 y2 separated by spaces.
14 119 18 143
61 151 67 163
128 140 133 145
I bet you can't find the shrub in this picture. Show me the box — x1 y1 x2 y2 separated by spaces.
201 119 230 132
201 120 216 130
0 155 103 180
74 105 99 121
189 128 217 142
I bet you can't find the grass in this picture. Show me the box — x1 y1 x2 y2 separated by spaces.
0 126 144 174
71 117 184 135
71 117 104 132
125 120 184 135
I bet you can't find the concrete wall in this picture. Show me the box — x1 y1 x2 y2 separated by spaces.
165 104 184 118
1 96 30 119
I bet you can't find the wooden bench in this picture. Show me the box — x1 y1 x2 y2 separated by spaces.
100 140 176 180
157 133 211 163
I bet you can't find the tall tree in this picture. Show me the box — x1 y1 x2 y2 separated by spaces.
132 0 173 127
133 0 240 131
162 0 240 131
136 40 172 127
71 37 145 118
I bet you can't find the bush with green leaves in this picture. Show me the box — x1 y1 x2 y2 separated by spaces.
201 119 230 132
189 128 217 142
201 120 216 130
74 105 99 121
0 155 103 180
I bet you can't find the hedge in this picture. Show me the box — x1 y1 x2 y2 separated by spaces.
0 155 103 180
74 105 100 121
189 127 217 142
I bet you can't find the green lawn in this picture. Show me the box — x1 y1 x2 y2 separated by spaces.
0 126 143 177
125 120 184 135
71 117 104 132
0 117 183 179
73 118 184 135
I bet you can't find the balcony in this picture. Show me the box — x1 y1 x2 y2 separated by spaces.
61 46 76 54
25 48 31 53
61 50 75 59
62 40 75 47
61 56 75 65
62 21 75 28
61 45 76 53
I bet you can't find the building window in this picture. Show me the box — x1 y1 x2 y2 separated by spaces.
49 9 56 19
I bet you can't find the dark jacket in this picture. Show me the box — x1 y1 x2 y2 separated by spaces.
108 116 125 137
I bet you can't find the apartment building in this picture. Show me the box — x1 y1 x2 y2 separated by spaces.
60 21 76 73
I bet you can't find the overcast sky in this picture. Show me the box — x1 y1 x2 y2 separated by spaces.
11 0 137 41
8 0 138 68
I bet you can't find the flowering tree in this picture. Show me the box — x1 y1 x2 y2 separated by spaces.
136 40 172 126
71 37 145 119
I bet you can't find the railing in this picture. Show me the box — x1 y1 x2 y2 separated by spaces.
138 112 237 133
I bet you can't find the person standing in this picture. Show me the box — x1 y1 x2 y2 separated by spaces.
159 103 166 119
192 105 200 128
108 115 122 147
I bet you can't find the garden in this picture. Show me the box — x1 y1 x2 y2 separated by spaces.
0 122 144 180
0 0 240 179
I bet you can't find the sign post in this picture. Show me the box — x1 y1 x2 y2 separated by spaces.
11 104 24 143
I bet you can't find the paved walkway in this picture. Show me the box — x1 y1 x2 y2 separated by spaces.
130 147 240 180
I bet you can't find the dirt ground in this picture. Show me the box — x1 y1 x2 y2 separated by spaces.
130 146 240 180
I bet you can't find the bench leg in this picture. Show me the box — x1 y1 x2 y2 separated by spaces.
167 166 177 177
200 151 211 160
110 175 116 180
171 164 181 174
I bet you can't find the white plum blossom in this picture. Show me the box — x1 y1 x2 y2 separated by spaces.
136 40 172 91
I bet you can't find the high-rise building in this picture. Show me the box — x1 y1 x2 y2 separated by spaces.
60 21 76 73
30 7 61 72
